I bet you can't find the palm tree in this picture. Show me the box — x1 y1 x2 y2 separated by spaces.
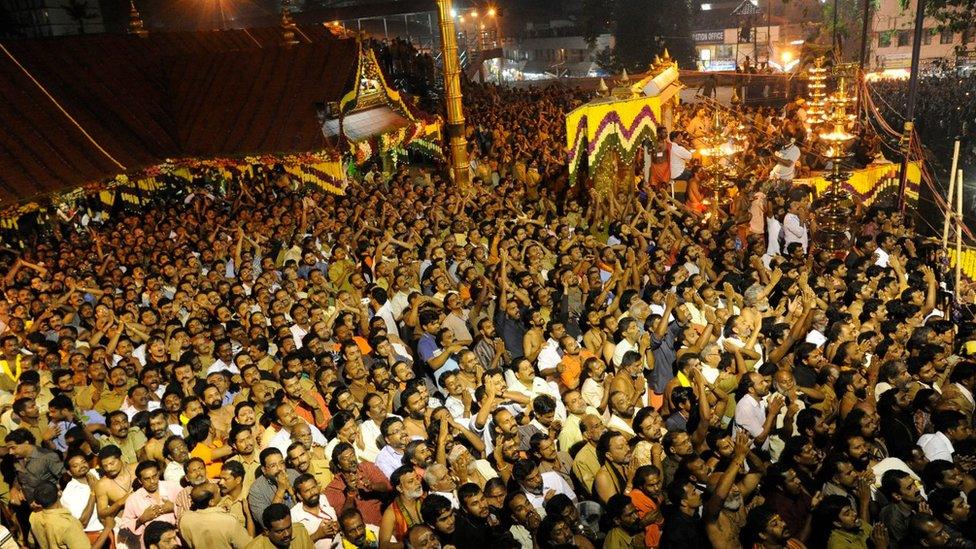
61 0 96 35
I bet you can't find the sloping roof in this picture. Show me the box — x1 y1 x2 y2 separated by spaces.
0 25 358 205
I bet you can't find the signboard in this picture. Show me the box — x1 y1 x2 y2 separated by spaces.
693 30 726 44
957 49 976 66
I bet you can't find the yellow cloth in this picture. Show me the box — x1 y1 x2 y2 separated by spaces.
29 508 90 549
244 525 314 549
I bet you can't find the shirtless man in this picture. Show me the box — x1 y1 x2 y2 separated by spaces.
94 444 136 523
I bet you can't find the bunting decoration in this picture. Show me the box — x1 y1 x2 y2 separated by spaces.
794 162 920 208
565 95 662 185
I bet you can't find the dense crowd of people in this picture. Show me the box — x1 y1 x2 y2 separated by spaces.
867 73 976 164
0 76 974 549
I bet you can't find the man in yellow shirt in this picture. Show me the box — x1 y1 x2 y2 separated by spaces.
245 503 315 549
30 480 113 549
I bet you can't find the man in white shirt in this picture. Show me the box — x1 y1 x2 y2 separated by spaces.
536 321 565 377
918 410 971 463
782 201 808 254
668 132 693 181
61 453 103 535
374 418 409 479
291 474 339 549
733 372 785 452
511 459 577 513
369 287 400 339
769 138 800 181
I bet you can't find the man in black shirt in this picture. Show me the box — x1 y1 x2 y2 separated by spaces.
453 483 513 549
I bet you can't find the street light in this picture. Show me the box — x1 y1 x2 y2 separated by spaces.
487 7 496 16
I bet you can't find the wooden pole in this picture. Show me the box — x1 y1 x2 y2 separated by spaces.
956 168 963 293
942 138 959 249
943 139 961 248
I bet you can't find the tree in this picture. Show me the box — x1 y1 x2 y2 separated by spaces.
61 0 97 35
924 0 976 36
609 0 697 72
821 0 873 62
580 0 614 48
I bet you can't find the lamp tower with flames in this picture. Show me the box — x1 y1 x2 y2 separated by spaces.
813 74 857 250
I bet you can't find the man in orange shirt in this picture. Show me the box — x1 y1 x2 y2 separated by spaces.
630 464 664 548
556 335 594 392
187 415 232 479
280 370 330 431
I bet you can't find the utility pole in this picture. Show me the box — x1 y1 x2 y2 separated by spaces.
854 0 872 123
897 0 926 211
435 0 470 187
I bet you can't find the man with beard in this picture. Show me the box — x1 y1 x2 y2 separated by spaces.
179 483 253 549
106 410 148 465
286 442 333 495
762 462 813 542
606 391 637 438
741 505 805 549
228 425 261 492
403 440 434 476
400 385 430 439
453 483 512 549
820 456 860 506
379 465 425 546
662 430 741 547
375 418 409 479
505 492 541 548
939 361 976 417
249 448 300 530
95 444 135 523
323 443 391 526
121 460 181 540
593 431 634 505
571 414 605 498
420 494 456 547
734 372 785 452
338 508 379 549
246 503 315 549
511 459 576 514
473 318 509 372
629 465 664 548
290 473 340 549
602 495 644 549
174 457 216 521
281 370 329 431
202 383 235 436
219 460 254 535
879 470 925 546
94 365 129 415
144 410 172 463
266 402 329 456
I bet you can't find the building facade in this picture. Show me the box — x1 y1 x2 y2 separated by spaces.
1 0 104 37
869 0 976 71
